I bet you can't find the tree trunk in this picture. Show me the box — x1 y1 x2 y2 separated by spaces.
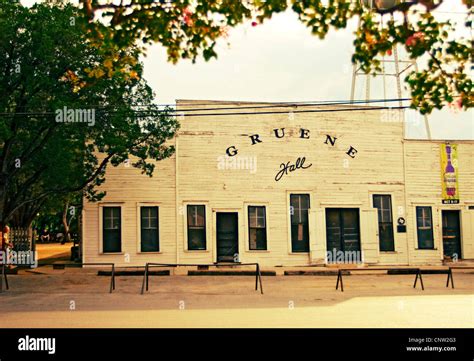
62 202 71 243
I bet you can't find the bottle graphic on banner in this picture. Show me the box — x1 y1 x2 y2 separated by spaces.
444 145 456 197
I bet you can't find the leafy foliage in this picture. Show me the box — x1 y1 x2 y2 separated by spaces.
0 0 179 224
81 0 473 114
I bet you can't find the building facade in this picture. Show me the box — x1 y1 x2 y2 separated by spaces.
82 100 474 267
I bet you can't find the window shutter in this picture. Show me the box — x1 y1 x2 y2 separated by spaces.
311 208 326 263
360 209 379 264
461 210 474 258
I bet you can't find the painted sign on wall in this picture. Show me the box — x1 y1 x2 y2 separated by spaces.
225 130 358 182
440 143 460 204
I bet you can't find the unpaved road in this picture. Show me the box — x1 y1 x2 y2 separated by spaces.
1 269 472 328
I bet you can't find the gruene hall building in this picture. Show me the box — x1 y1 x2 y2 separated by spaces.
82 100 474 267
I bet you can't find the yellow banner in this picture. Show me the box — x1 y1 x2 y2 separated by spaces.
440 144 460 204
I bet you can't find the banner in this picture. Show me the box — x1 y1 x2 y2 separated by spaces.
440 143 460 204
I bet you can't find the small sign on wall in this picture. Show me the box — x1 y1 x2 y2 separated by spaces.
440 143 460 204
397 217 406 233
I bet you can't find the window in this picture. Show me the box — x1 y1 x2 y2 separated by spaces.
140 206 159 252
248 206 267 250
187 205 206 250
290 194 310 252
416 206 434 249
103 207 121 253
373 195 395 251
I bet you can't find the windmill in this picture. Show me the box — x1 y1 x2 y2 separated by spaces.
350 0 432 139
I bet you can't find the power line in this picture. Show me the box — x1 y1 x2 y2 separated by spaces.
167 105 410 118
0 98 411 117
140 98 411 113
0 104 410 119
10 97 411 111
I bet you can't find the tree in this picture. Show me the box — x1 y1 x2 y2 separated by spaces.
81 0 473 114
0 0 179 230
28 192 82 243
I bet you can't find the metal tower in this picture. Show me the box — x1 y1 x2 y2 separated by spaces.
350 1 432 139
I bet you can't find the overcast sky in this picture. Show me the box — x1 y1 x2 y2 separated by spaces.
23 0 473 139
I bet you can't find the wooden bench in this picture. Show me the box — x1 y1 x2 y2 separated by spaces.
335 267 424 292
446 266 474 289
141 262 263 295
51 262 116 293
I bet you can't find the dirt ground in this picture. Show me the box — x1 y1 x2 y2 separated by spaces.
35 242 72 264
0 265 472 328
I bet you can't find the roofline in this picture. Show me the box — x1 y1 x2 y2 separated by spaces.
175 98 388 109
403 138 474 143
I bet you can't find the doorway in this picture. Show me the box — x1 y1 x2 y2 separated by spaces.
326 208 361 263
442 210 462 259
216 212 239 262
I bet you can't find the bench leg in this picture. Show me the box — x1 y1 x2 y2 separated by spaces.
112 265 116 290
140 274 145 295
255 265 258 291
140 264 147 295
418 270 424 290
336 270 344 292
109 266 115 294
449 269 455 289
413 272 418 289
146 264 149 291
257 265 264 295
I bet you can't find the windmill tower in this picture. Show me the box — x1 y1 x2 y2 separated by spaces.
350 0 432 139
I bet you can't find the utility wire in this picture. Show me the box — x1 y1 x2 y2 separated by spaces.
165 105 410 117
9 98 411 111
0 98 411 117
0 104 411 119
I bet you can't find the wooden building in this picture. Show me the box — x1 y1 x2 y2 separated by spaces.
82 100 474 267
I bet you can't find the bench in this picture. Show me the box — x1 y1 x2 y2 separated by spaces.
335 267 424 292
51 262 116 293
141 262 264 295
446 266 474 289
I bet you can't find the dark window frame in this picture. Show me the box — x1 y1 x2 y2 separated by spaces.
140 206 160 252
248 206 267 250
373 194 395 252
102 206 122 253
416 206 435 249
187 205 207 251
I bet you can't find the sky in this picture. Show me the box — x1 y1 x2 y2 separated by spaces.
22 0 473 140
